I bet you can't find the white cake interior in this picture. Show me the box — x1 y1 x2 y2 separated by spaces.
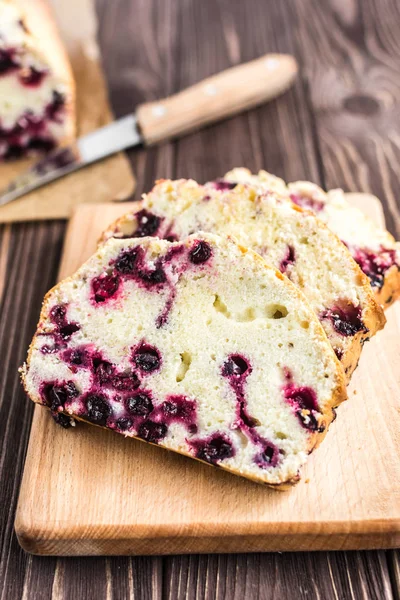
22 233 346 487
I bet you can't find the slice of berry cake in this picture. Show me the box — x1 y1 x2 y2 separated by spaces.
221 168 400 308
0 0 75 159
21 233 347 488
101 179 385 380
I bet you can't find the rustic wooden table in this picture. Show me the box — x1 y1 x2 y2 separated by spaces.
1 0 400 597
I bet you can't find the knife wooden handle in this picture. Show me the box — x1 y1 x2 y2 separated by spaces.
136 53 298 145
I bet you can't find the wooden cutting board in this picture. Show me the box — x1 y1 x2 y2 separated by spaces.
15 196 400 555
0 0 135 223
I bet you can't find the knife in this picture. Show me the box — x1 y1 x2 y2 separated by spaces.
0 53 297 206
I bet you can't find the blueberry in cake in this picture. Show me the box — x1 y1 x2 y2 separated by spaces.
101 179 385 380
0 0 75 160
220 168 400 309
21 233 347 488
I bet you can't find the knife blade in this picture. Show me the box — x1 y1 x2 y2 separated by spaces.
0 115 141 206
0 53 297 206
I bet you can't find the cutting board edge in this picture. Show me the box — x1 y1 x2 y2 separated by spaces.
14 515 400 555
0 175 136 225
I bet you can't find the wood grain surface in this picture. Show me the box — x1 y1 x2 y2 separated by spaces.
14 195 400 557
1 0 400 598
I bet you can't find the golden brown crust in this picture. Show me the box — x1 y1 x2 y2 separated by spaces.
21 270 79 394
374 264 400 309
338 284 386 380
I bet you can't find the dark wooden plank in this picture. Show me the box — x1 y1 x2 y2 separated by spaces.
292 0 400 237
292 1 400 595
388 552 400 600
163 552 393 600
96 0 178 196
172 0 321 185
51 556 161 600
0 0 399 599
19 555 58 600
0 222 64 600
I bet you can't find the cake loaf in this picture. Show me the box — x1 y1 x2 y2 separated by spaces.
0 0 75 159
221 168 400 308
101 179 385 380
21 233 347 488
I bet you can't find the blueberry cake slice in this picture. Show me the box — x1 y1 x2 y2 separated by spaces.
0 0 75 159
101 179 385 380
221 168 400 309
21 233 347 488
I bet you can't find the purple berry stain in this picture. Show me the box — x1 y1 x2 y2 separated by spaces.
322 300 368 337
52 411 74 429
350 246 399 290
93 359 114 383
282 369 323 432
115 246 167 290
210 179 237 191
289 192 324 213
222 354 250 378
0 88 65 159
137 264 167 286
116 417 133 432
91 274 120 303
115 248 139 275
112 372 141 392
62 346 92 369
138 420 168 443
280 245 296 274
132 342 161 373
59 323 80 340
113 242 189 328
84 393 112 426
93 357 140 391
40 342 62 354
50 304 67 325
189 240 212 265
156 294 175 329
126 392 154 417
222 354 280 469
161 395 197 431
41 380 79 412
334 347 344 361
134 209 163 237
190 433 235 464
0 49 19 76
45 91 65 121
19 66 47 87
115 391 198 441
41 304 80 353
